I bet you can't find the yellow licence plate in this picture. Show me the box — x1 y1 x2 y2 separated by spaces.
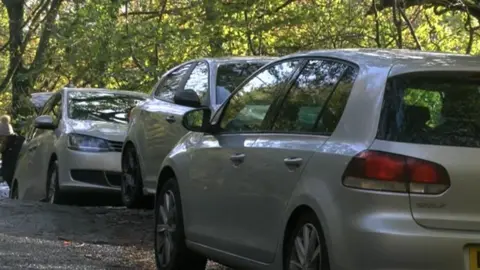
470 247 480 270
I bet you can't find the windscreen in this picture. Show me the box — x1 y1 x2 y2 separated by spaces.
216 62 267 104
68 91 146 124
378 72 480 148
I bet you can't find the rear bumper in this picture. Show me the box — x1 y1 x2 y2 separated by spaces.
57 149 122 193
327 190 480 270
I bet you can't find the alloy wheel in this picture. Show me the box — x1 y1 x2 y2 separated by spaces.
288 223 322 270
155 190 177 267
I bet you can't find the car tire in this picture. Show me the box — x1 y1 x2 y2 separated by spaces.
9 181 18 199
46 160 64 204
121 145 146 209
154 177 207 270
284 211 330 270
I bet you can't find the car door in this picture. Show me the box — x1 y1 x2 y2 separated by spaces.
183 59 302 260
241 59 359 263
140 62 196 191
27 93 63 200
19 93 61 199
14 120 38 199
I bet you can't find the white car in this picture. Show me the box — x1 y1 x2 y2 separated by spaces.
11 88 147 203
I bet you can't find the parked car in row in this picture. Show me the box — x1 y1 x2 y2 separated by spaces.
121 56 274 208
10 88 148 203
1 92 54 184
152 49 480 270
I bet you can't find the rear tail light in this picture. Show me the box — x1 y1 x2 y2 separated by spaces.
342 150 450 194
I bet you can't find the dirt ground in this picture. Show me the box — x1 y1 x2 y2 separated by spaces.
0 182 228 269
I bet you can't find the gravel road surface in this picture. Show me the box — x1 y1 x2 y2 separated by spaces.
0 182 229 269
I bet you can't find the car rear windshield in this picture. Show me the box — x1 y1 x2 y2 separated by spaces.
68 91 146 124
216 62 267 104
377 71 480 148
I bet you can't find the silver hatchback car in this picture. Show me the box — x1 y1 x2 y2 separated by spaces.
11 88 147 203
121 57 274 208
153 49 480 270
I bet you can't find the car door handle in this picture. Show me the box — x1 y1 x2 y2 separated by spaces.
230 153 245 165
284 157 303 168
165 115 176 123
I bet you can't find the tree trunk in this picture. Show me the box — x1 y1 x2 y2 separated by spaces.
1 0 32 122
1 0 63 122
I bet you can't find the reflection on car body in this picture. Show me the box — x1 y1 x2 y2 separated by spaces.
11 88 148 204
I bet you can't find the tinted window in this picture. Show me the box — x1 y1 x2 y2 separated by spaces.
220 60 299 132
319 66 357 133
272 60 355 134
216 62 267 104
378 72 480 147
154 64 192 101
184 62 209 105
68 91 146 124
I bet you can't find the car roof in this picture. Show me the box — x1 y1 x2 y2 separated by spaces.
30 92 54 109
286 48 480 76
202 56 277 65
62 87 148 98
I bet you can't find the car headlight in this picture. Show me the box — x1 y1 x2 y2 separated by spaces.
67 134 110 152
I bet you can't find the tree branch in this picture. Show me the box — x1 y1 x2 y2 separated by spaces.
257 0 296 19
29 0 63 84
367 0 480 22
398 5 422 50
372 0 382 47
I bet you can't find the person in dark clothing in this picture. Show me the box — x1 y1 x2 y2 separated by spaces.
0 115 25 189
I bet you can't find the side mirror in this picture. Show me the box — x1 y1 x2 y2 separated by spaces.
34 115 56 130
182 107 212 133
174 89 201 108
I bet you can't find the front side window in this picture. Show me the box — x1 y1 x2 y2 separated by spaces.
220 60 300 133
68 91 146 124
184 62 209 105
216 62 267 104
378 72 480 147
154 64 193 102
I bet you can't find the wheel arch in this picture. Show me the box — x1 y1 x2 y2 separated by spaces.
121 140 146 182
46 153 58 182
282 205 318 253
156 166 176 194
282 204 330 269
121 140 135 164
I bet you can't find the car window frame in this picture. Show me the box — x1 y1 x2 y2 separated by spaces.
183 60 210 107
210 57 308 135
265 57 359 136
212 60 272 106
153 62 196 103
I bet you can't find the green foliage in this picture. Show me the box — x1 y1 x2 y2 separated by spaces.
0 0 479 118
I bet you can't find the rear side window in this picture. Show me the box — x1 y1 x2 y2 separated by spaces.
154 64 192 101
378 72 480 147
272 59 357 134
